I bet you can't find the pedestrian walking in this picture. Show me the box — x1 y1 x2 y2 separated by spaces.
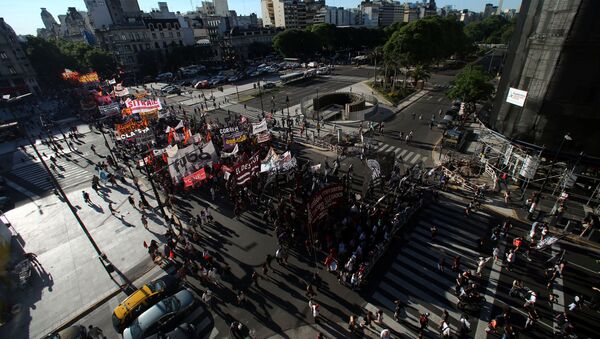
430 225 438 240
141 215 148 230
306 282 316 298
251 271 259 287
438 256 445 271
309 298 320 323
108 202 119 216
82 190 92 205
262 262 269 276
393 300 403 321
493 246 500 262
128 195 135 208
419 312 430 335
452 255 461 271
266 254 273 268
505 249 515 272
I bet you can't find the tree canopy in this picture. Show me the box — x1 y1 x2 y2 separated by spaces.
447 65 495 111
25 36 117 87
383 16 473 68
273 25 385 58
464 15 516 44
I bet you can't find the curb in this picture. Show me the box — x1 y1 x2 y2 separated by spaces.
47 263 157 335
394 90 429 114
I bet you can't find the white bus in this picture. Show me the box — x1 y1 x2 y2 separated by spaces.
304 69 317 79
280 72 305 84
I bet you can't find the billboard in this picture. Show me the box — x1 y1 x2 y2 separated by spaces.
506 87 528 107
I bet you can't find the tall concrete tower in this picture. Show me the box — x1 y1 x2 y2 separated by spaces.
40 8 59 31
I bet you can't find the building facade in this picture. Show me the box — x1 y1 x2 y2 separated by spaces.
85 0 114 29
261 0 325 29
489 0 600 155
0 18 40 96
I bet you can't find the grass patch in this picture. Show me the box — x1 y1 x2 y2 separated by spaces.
368 82 415 106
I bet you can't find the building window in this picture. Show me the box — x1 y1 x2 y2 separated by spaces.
135 33 140 40
158 24 163 30
146 43 151 49
121 34 126 40
160 32 165 38
179 40 183 46
163 41 167 48
166 23 171 29
8 66 16 74
0 51 7 59
169 32 173 38
149 24 154 30
143 32 148 39
175 23 180 29
176 32 181 37
154 42 160 48
133 45 138 52
152 32 156 39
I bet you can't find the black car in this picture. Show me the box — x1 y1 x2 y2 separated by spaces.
262 82 276 89
44 325 87 339
165 87 182 95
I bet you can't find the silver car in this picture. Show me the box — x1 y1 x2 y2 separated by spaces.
123 289 196 339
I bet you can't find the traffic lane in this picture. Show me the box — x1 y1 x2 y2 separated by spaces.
382 91 449 147
179 164 368 338
560 242 600 338
243 78 354 112
334 65 375 78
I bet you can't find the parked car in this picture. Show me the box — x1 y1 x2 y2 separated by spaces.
262 82 276 89
155 72 173 82
194 80 209 89
166 87 182 95
112 275 179 333
43 325 87 339
437 114 454 129
122 288 197 339
146 323 196 339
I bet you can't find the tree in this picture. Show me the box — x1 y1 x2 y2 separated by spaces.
273 29 320 58
307 23 337 52
25 36 73 87
464 15 513 44
84 49 117 79
447 65 495 114
409 64 431 86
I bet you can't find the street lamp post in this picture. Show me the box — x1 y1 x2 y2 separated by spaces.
258 80 264 114
286 95 290 117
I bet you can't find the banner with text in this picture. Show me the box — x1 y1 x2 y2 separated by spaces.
234 152 260 186
307 183 344 226
167 141 218 183
98 102 120 116
252 119 268 135
125 98 163 114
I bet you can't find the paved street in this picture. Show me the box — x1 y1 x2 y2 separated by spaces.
2 66 599 339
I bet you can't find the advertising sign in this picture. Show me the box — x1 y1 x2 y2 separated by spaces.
115 119 148 136
506 87 528 107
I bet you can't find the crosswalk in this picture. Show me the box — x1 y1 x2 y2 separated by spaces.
366 200 497 337
7 144 94 195
373 141 428 165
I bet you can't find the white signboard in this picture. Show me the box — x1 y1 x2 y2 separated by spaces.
506 87 528 107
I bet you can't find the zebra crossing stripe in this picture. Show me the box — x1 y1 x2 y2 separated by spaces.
410 154 421 164
420 157 428 163
404 151 415 162
394 148 402 155
421 218 481 242
379 144 392 152
399 149 408 157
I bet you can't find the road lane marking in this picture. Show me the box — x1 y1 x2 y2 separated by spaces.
437 97 443 102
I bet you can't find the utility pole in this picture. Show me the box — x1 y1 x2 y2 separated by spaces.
142 155 170 227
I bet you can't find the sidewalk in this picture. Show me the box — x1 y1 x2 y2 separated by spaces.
0 121 92 156
0 179 167 339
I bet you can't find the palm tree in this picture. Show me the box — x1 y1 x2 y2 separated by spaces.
409 64 431 88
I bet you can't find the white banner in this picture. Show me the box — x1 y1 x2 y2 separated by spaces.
252 119 268 135
221 144 239 158
367 159 381 179
167 141 218 183
114 84 130 97
98 102 120 116
125 98 162 113
506 87 528 107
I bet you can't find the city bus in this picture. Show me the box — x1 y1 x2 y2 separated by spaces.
280 72 305 85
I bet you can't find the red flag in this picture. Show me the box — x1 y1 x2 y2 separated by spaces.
183 127 190 144
167 128 175 144
205 131 212 142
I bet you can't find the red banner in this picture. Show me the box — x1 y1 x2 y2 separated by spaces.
183 168 207 187
234 152 260 186
307 184 344 226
